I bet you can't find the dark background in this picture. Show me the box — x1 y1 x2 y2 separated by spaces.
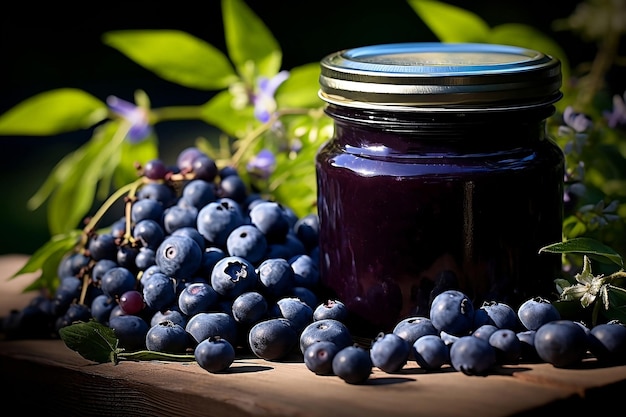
0 1 603 255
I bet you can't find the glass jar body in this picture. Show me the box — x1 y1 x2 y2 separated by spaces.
315 105 564 337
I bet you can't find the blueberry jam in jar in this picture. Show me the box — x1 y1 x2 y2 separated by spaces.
315 43 564 337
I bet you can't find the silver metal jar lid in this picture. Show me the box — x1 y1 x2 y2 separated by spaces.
319 42 562 112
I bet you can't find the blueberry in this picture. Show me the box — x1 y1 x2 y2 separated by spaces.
163 205 198 234
57 252 90 278
248 317 299 361
150 309 187 328
195 336 236 373
429 290 475 336
517 330 540 362
137 182 177 207
392 316 439 357
226 224 268 264
116 245 140 272
534 320 588 368
249 201 290 242
474 301 519 330
517 297 561 331
109 315 150 351
197 198 245 248
135 247 156 270
290 286 318 310
370 332 410 373
449 335 496 376
191 154 219 182
589 322 626 364
270 297 313 332
155 235 203 280
412 334 449 370
313 299 348 322
52 276 82 315
217 173 248 203
90 294 116 324
299 318 353 355
488 328 522 364
132 219 165 250
472 324 499 341
211 256 259 299
288 254 319 289
178 282 219 316
146 320 190 353
195 247 226 277
181 179 216 210
231 291 268 326
142 272 177 311
177 146 204 173
130 198 164 224
185 312 238 346
91 259 118 282
101 267 136 299
293 213 319 252
332 345 372 384
256 257 295 300
87 233 118 261
171 227 206 251
303 341 340 375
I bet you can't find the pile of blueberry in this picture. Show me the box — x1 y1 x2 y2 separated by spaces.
2 146 626 384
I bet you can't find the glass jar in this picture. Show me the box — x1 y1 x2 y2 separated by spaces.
315 43 564 337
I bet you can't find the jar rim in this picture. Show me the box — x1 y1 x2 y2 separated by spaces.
318 42 562 112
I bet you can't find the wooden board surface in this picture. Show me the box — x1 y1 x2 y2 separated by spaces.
2 254 626 417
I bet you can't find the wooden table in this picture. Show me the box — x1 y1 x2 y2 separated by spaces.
2 254 625 417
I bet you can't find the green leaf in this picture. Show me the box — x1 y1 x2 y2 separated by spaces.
0 89 106 136
222 0 282 77
59 321 121 364
201 90 255 137
407 0 490 42
488 23 570 81
539 237 624 268
9 231 80 293
604 285 626 323
276 63 323 108
102 30 238 90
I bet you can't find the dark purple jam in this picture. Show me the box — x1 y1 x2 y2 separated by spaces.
316 106 564 337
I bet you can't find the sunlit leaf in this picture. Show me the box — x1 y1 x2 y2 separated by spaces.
10 231 81 294
10 232 80 277
222 0 282 77
201 90 255 137
47 124 126 234
0 89 106 136
408 0 490 42
539 237 623 267
276 63 324 108
103 30 238 90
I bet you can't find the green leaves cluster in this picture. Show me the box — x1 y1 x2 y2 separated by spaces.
540 238 626 325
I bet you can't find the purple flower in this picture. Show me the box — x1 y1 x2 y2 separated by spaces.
252 71 289 123
247 149 276 179
106 95 152 143
604 92 626 128
562 106 593 133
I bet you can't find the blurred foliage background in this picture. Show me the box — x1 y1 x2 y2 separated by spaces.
0 0 625 257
